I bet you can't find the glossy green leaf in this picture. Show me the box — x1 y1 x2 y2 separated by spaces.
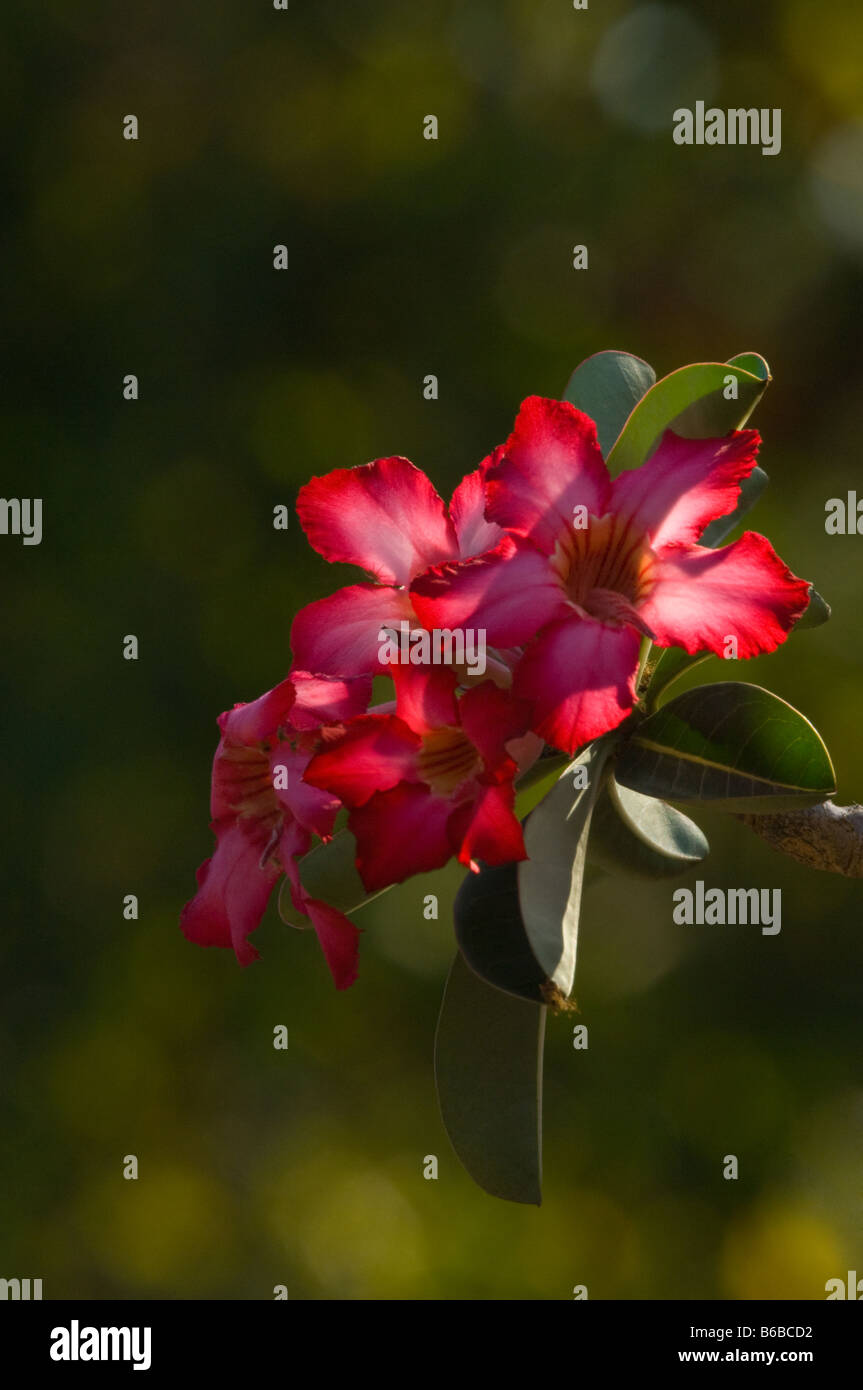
605 358 770 477
726 351 771 381
435 951 545 1204
589 774 709 879
454 861 547 1003
563 350 656 459
517 739 613 998
277 825 391 927
795 584 832 630
615 682 836 813
699 465 769 547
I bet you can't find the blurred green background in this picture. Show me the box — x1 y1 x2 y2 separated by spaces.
2 0 862 1299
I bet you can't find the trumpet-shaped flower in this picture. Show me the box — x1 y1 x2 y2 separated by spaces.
303 666 531 891
410 396 810 753
181 671 371 988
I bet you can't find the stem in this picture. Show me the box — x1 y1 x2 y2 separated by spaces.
738 801 863 877
635 635 653 698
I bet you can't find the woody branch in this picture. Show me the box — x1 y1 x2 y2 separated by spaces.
739 801 863 878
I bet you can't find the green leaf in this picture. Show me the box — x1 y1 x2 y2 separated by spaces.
615 682 836 813
454 861 548 1003
795 584 832 630
563 350 656 459
514 751 570 818
517 739 613 998
605 358 770 477
589 774 709 879
726 351 771 381
672 354 769 548
277 826 391 927
435 951 545 1205
699 465 769 547
641 646 713 710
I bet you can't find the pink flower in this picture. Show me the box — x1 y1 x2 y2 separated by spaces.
291 455 504 677
181 671 371 988
302 666 531 892
410 397 810 754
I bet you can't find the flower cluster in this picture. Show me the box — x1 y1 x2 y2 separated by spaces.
182 396 810 986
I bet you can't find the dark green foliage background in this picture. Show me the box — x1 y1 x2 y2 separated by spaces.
1 0 861 1297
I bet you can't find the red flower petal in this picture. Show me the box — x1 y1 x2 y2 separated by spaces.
455 781 526 868
289 671 372 729
180 819 279 966
391 663 459 735
291 584 415 677
458 680 531 773
303 714 421 807
449 466 504 559
218 677 296 746
485 397 611 554
296 456 458 584
268 744 340 838
350 782 455 891
611 429 761 550
280 826 361 991
639 533 811 658
300 897 361 991
514 616 640 754
411 538 567 647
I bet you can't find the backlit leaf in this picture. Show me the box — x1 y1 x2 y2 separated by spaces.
435 952 545 1204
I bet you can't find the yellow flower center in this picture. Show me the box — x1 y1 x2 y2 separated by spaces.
416 726 482 796
551 512 656 629
222 743 281 822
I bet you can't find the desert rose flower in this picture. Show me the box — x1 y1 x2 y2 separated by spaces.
291 455 504 677
302 665 531 891
181 671 371 988
410 396 810 754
